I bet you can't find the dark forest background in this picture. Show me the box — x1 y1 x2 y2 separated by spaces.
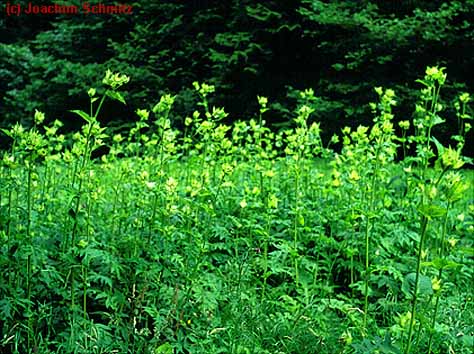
1 0 473 156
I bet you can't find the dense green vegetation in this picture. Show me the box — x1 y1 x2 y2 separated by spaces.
1 1 474 156
1 1 474 352
0 68 473 353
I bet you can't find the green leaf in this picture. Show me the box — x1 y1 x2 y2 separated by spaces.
459 247 474 256
426 258 462 270
106 90 126 105
431 136 445 157
0 298 13 320
70 109 93 124
154 343 173 354
416 79 430 87
380 331 401 353
432 115 445 126
417 204 447 219
243 66 258 75
246 4 282 22
402 273 433 299
0 128 13 138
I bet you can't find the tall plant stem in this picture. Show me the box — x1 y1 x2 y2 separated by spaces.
262 209 271 298
427 201 451 353
69 93 107 249
363 144 381 331
6 180 13 287
362 214 370 331
427 268 443 353
293 162 300 288
67 93 106 346
404 215 429 354
26 164 33 353
148 193 158 245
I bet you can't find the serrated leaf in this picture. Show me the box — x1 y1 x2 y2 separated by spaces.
419 275 433 296
0 298 13 320
381 331 401 353
106 90 126 104
402 273 433 299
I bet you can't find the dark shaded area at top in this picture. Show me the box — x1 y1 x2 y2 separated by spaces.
1 0 473 157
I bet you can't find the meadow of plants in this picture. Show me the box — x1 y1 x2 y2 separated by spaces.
0 67 473 354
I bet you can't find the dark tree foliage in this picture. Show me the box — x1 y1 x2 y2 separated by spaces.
297 0 474 154
1 0 473 154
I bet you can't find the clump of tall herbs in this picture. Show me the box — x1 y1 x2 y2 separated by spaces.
0 67 472 354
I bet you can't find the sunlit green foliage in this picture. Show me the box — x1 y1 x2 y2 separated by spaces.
0 68 472 353
2 1 473 158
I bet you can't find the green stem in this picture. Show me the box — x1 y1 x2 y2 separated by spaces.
6 178 13 287
427 201 451 352
70 268 76 349
293 162 300 288
69 93 107 345
404 215 429 354
26 164 32 353
363 143 381 331
262 209 271 298
148 193 158 245
82 262 88 353
363 214 370 330
427 269 443 353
